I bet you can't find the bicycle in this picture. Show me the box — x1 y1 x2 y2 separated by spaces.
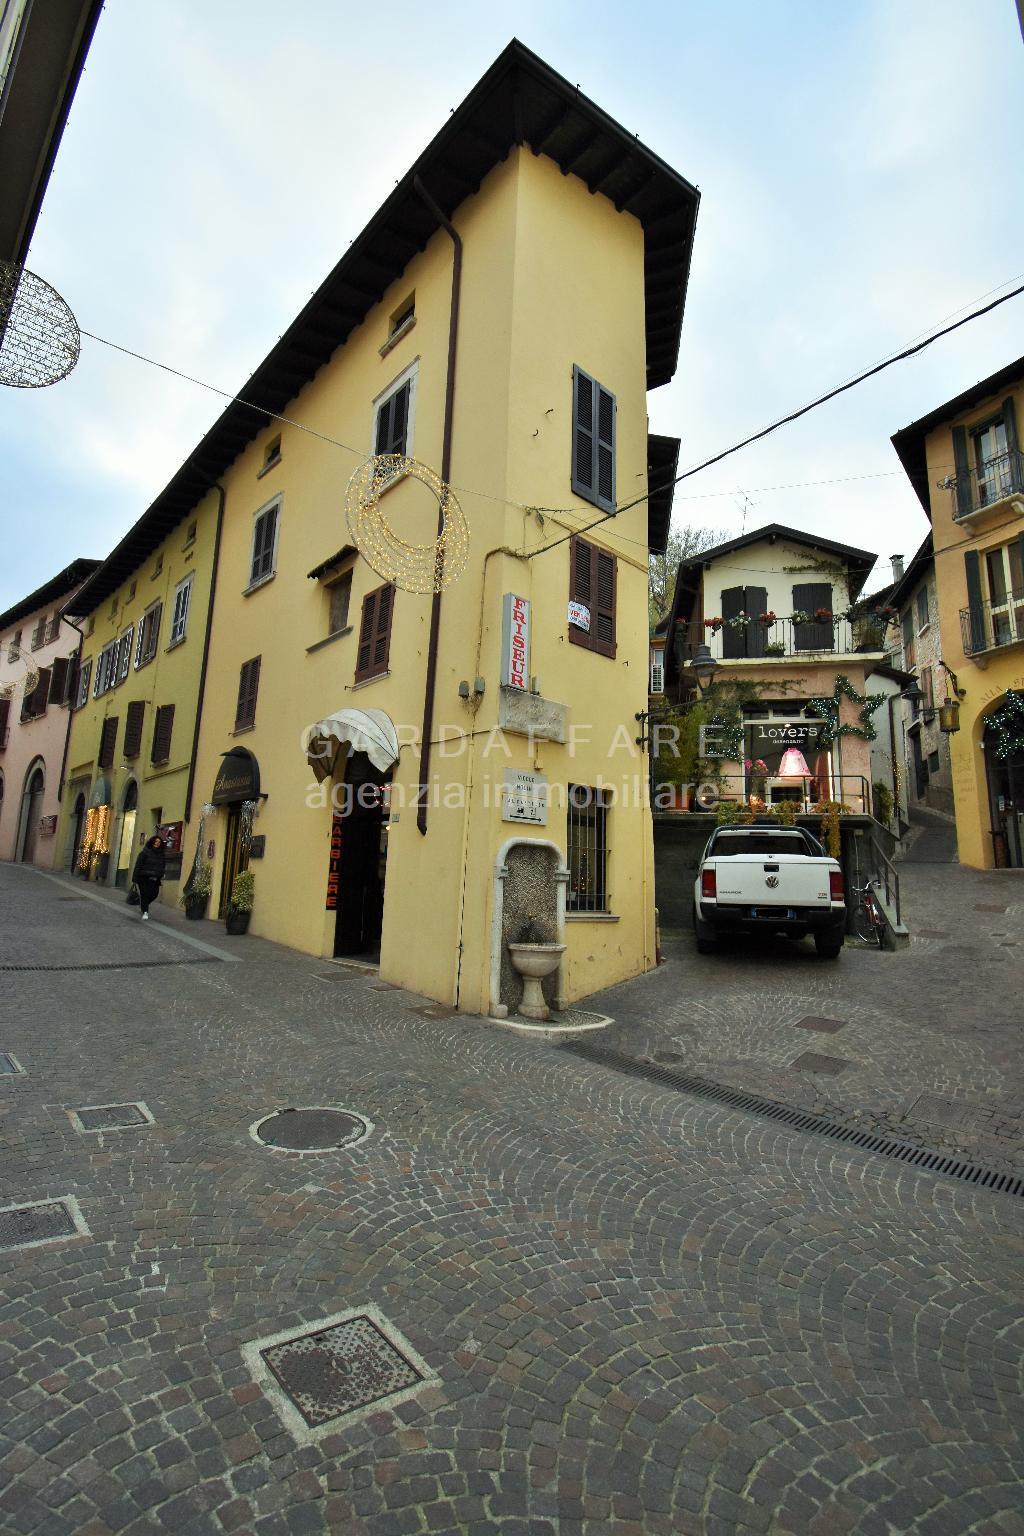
849 880 884 946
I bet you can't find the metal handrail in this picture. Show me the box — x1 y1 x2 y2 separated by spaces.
950 447 1024 518
673 615 885 663
864 830 901 927
960 586 1024 656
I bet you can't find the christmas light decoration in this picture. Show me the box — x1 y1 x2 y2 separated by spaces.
986 690 1024 761
808 675 886 747
345 454 469 594
0 262 80 388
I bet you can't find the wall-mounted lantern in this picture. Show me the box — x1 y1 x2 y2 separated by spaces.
939 699 961 734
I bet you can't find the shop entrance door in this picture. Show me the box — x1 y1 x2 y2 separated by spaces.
218 806 249 917
333 755 390 959
115 782 138 888
985 729 1024 868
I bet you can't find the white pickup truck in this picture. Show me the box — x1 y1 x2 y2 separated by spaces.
693 823 846 959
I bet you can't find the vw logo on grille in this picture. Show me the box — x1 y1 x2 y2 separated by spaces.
765 875 779 888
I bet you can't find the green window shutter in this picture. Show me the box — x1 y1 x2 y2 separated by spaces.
964 550 985 654
952 426 972 518
721 586 746 659
595 384 616 510
571 367 616 513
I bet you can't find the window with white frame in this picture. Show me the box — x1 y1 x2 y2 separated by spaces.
94 639 118 695
169 574 193 646
373 363 417 461
116 625 134 683
249 498 280 587
649 648 665 694
135 602 162 669
75 659 92 709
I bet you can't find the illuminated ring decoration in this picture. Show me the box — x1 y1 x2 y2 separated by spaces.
345 454 469 595
0 650 40 704
0 262 81 389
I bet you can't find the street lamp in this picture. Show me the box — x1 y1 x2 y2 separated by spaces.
901 677 925 710
688 642 718 695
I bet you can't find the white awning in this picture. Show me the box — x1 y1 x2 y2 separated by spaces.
305 707 400 781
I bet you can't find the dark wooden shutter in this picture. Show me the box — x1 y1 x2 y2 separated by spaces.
63 657 79 706
0 697 9 744
952 426 972 519
594 547 616 658
355 586 395 682
571 366 616 512
721 586 746 659
745 586 768 658
964 550 986 654
124 700 145 758
251 511 277 582
792 582 833 651
98 715 118 769
235 657 261 730
48 660 69 705
568 538 615 656
25 667 51 718
151 704 174 764
375 382 409 457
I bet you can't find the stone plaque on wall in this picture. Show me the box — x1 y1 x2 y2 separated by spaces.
498 687 567 743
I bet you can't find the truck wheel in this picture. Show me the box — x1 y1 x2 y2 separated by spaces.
814 934 843 959
693 903 716 955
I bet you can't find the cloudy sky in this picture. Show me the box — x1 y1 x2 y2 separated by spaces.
4 0 1023 611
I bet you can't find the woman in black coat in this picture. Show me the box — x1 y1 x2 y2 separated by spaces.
132 835 166 920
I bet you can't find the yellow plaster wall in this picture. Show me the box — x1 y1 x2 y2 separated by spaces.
58 491 220 898
188 145 657 1012
926 376 1024 868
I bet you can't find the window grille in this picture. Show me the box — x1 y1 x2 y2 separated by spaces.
567 785 610 914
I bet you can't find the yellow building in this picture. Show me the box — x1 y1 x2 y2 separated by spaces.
892 357 1024 868
162 41 698 1015
56 488 222 898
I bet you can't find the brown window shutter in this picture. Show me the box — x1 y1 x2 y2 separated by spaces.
151 704 174 764
594 548 617 658
98 716 118 769
235 657 261 730
124 700 145 758
29 668 51 717
569 537 615 656
63 658 79 707
354 585 394 682
0 697 9 744
48 658 69 705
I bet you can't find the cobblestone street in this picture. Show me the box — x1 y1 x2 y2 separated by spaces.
1 861 1022 1535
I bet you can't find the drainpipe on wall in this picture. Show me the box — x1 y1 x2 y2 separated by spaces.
184 482 226 824
411 175 462 836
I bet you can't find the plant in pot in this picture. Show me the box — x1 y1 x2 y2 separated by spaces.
180 860 212 920
225 869 255 935
506 918 565 1021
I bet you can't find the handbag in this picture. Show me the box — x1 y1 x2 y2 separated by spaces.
126 884 140 906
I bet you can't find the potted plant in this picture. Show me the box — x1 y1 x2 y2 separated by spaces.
225 869 255 935
764 640 786 657
180 859 212 920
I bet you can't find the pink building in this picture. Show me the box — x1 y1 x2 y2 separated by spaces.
0 560 98 867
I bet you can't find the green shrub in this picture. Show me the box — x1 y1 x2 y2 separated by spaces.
230 869 256 913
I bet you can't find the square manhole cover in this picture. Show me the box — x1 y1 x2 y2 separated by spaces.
243 1306 437 1441
907 1093 990 1132
70 1103 152 1133
0 1053 24 1074
790 1052 850 1076
793 1016 845 1034
0 1198 89 1251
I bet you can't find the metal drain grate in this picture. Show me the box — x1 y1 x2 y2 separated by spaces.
560 1040 1024 1200
0 1053 24 1074
71 1103 151 1132
0 1198 87 1250
0 958 220 971
242 1304 437 1441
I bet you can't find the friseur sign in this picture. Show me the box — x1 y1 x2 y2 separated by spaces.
500 593 530 691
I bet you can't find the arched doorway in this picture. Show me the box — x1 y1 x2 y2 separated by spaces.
69 792 86 872
984 692 1024 868
114 780 138 888
17 762 45 864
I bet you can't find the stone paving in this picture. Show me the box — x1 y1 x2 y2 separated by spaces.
607 860 1024 1176
0 861 1022 1535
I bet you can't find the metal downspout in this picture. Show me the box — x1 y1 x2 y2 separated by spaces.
184 482 226 823
56 615 84 804
412 175 462 835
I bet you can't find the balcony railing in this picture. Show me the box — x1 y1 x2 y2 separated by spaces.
950 449 1024 521
655 772 872 817
961 589 1024 656
673 615 886 664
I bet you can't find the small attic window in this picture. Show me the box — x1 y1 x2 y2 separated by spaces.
183 520 197 548
152 554 163 580
258 435 282 478
127 580 137 603
380 295 416 358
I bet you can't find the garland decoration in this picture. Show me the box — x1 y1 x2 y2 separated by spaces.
808 675 886 747
985 690 1024 762
346 454 469 594
0 261 81 389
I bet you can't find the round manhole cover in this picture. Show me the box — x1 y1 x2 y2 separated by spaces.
253 1107 371 1152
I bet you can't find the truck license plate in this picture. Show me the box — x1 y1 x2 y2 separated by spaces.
751 907 795 920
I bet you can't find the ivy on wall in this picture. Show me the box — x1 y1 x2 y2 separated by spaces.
808 675 886 748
